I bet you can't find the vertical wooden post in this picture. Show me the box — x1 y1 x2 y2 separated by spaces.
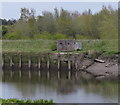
74 56 78 70
47 60 50 69
47 55 50 69
19 54 22 68
28 56 31 69
68 60 71 70
38 56 41 69
57 59 60 70
2 55 4 67
75 61 78 70
57 53 61 70
10 56 13 67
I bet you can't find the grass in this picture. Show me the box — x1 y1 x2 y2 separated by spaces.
2 39 119 54
2 39 56 53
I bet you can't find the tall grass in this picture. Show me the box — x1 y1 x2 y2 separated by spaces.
2 39 119 54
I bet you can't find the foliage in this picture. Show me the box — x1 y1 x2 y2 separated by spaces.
3 31 29 40
0 98 53 104
33 32 53 39
2 26 8 36
2 5 118 40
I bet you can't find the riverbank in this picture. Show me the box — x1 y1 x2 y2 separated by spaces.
2 39 119 80
2 52 119 80
85 54 119 80
2 39 119 54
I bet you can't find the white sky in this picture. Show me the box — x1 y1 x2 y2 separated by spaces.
0 0 119 20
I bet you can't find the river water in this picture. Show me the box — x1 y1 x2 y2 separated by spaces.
1 69 118 103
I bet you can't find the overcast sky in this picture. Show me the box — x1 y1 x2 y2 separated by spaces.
1 2 118 20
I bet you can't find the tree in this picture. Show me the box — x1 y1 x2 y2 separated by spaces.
58 8 75 38
98 6 118 39
2 26 8 36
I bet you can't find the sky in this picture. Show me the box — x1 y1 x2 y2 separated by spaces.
1 2 118 20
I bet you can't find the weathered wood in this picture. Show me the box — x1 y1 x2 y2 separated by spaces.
2 53 84 71
38 57 41 69
57 59 60 70
10 56 13 67
47 59 50 69
95 59 105 63
19 55 22 68
68 60 71 70
28 57 31 68
75 61 78 69
2 55 4 67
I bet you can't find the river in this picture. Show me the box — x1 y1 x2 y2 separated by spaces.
1 69 118 103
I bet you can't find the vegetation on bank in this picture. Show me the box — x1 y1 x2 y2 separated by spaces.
0 98 53 104
2 39 119 54
1 5 119 55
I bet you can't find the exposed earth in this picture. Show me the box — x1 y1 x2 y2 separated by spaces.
81 54 119 80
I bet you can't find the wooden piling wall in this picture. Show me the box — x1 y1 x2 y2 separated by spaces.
2 52 87 70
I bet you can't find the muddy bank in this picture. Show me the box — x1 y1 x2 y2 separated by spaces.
78 54 119 80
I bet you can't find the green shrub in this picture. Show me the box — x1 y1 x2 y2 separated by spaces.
2 26 8 36
3 32 29 40
53 33 67 39
75 34 92 39
1 98 54 104
33 32 53 39
51 41 57 51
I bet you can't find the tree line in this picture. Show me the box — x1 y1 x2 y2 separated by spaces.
2 5 118 40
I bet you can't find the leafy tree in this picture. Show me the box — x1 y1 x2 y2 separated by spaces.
2 26 8 36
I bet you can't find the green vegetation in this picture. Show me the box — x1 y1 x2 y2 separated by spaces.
2 39 119 54
1 5 118 40
0 98 53 104
1 5 119 55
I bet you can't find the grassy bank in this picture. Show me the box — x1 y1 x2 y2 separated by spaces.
2 39 119 54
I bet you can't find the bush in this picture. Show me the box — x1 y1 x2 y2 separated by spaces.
33 32 53 39
0 98 54 104
51 41 57 51
75 34 92 39
53 33 68 39
2 26 8 36
3 31 29 40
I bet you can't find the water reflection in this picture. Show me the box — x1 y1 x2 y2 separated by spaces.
2 69 118 103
